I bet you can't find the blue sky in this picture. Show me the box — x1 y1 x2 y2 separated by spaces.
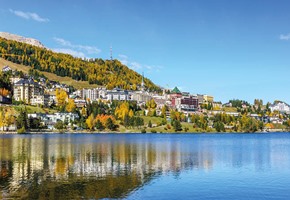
0 0 290 103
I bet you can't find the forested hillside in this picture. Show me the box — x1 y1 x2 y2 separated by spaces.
0 37 161 92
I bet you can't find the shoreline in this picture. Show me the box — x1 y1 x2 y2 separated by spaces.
0 129 289 135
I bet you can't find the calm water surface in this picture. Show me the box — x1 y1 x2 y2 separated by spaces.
0 133 290 199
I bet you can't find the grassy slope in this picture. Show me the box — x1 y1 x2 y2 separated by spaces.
13 105 57 114
0 58 98 89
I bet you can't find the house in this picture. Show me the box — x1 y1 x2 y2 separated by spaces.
172 95 199 112
107 88 130 101
197 94 214 105
131 91 152 103
28 112 79 130
269 101 290 114
13 78 43 104
2 65 12 72
30 94 49 106
170 87 182 99
81 88 99 101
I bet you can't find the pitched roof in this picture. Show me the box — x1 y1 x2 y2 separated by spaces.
14 78 38 86
171 86 181 94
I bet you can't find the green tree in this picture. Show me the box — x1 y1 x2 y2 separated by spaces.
148 120 152 128
95 119 104 131
173 120 182 132
16 109 28 129
54 120 64 130
106 117 116 131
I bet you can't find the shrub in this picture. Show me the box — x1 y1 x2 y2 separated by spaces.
151 129 157 133
17 126 26 134
141 128 146 133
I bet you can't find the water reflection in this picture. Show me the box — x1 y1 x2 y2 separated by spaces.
0 133 290 199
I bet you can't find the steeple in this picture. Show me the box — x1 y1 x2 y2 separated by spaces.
141 72 144 91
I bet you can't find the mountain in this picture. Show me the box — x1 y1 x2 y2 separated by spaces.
0 33 161 92
0 32 45 48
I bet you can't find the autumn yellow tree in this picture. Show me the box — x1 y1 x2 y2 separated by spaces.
81 107 87 117
115 102 130 120
66 98 76 113
86 114 95 131
0 111 4 131
55 89 68 107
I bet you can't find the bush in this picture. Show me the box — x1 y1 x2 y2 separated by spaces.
141 128 146 133
17 126 26 134
151 129 157 133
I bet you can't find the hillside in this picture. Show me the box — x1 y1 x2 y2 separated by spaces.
0 35 161 92
0 58 98 89
0 32 45 48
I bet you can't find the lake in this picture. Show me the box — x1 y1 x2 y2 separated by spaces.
0 133 290 199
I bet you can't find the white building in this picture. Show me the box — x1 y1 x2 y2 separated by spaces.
28 112 79 129
107 88 130 101
13 78 43 104
2 65 12 72
81 88 99 101
269 101 290 113
30 94 49 106
131 91 152 103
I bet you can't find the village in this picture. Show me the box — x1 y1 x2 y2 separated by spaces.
1 64 290 133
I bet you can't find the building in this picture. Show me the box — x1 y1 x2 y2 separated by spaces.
269 101 290 114
170 87 182 99
131 91 152 103
28 112 79 130
107 88 130 101
197 94 214 105
2 65 12 72
81 88 99 101
30 94 49 106
172 95 199 112
13 78 43 104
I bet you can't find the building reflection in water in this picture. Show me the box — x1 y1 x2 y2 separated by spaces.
0 134 289 199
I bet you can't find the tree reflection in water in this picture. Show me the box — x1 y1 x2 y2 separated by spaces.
0 133 286 199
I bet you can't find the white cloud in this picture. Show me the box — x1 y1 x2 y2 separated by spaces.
53 48 86 58
280 33 290 41
118 54 128 59
9 9 49 22
130 62 142 70
53 37 101 57
118 54 163 72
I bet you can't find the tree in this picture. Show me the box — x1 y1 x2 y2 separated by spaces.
106 117 115 131
81 107 87 117
123 114 130 127
161 105 167 118
66 98 76 113
56 89 68 107
86 114 95 131
214 121 225 132
135 117 144 129
29 117 41 129
148 120 152 128
95 119 104 131
115 102 130 120
16 109 28 129
173 120 182 132
54 120 64 130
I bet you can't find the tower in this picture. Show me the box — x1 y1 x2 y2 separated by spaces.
110 45 113 61
141 72 144 91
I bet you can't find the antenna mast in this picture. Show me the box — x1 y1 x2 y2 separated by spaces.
110 45 113 61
